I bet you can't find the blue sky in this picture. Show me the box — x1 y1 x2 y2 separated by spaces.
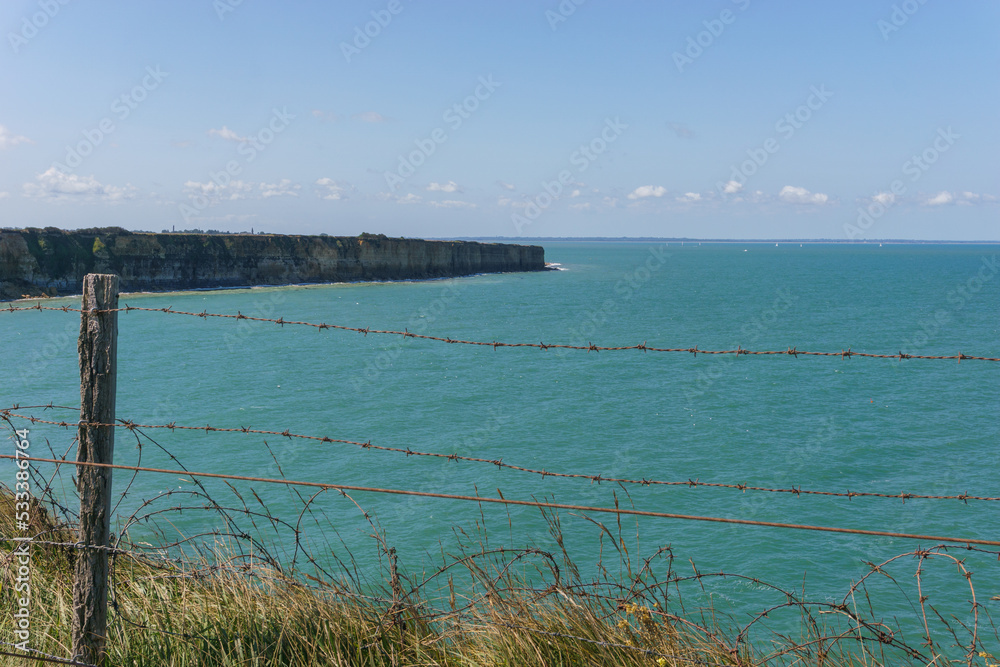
1 0 997 239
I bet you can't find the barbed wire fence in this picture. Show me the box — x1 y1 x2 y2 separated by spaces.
2 448 996 667
2 278 999 666
5 408 999 504
5 302 1000 361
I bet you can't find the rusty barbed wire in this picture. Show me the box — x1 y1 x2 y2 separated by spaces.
4 303 998 361
0 537 408 609
3 453 1000 548
3 537 179 562
583 542 991 665
5 409 994 665
1 403 78 412
5 408 999 504
0 643 95 667
0 535 294 575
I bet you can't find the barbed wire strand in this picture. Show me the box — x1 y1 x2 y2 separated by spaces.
4 303 997 361
0 643 95 667
4 537 197 566
5 408 998 504
4 454 1000 548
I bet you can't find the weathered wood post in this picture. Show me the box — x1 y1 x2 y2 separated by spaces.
72 274 119 665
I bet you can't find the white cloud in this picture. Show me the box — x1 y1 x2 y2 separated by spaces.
722 180 743 194
0 192 9 199
183 179 254 202
181 179 302 203
427 199 476 209
259 179 301 198
496 180 515 191
352 111 386 123
569 202 592 211
23 168 137 202
676 192 701 203
779 185 829 205
0 125 32 149
870 192 895 205
953 191 996 205
570 189 582 197
496 196 534 210
311 110 339 122
376 191 422 204
427 181 462 193
924 190 999 206
925 191 954 206
955 191 997 205
627 185 667 200
315 178 351 200
207 126 247 142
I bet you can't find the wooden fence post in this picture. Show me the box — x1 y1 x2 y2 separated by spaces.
71 274 119 665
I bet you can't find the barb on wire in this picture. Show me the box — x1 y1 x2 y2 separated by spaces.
3 453 1000 548
5 408 999 504
4 303 997 361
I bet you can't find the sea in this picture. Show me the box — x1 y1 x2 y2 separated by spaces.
3 242 999 651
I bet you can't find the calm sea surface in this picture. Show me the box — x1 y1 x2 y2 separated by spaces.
3 242 999 642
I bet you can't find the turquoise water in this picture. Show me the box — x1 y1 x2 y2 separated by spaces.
3 242 999 647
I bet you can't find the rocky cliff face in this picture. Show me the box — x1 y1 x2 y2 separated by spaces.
0 228 546 300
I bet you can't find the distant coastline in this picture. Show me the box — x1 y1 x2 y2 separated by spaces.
0 228 547 301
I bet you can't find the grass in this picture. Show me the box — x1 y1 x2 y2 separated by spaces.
0 499 729 667
0 490 731 666
0 485 986 667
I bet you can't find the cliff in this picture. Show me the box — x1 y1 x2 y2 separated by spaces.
0 228 546 300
